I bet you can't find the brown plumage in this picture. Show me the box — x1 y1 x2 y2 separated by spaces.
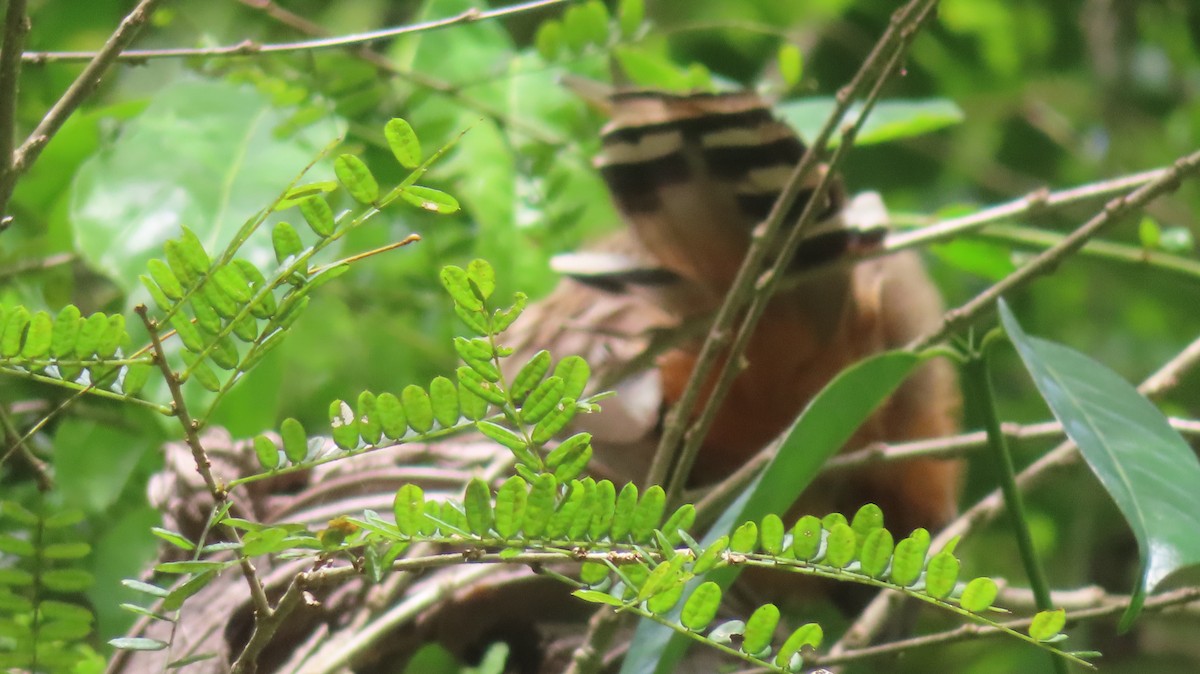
509 88 962 535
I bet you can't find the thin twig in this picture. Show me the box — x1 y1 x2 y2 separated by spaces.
0 252 76 280
976 223 1200 281
0 0 30 232
0 403 52 491
21 0 571 64
648 0 942 494
0 0 166 222
832 326 1200 654
908 149 1200 350
883 167 1168 253
135 305 274 622
231 573 314 674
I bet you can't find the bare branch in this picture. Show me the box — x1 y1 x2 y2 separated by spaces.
0 0 30 232
0 0 166 222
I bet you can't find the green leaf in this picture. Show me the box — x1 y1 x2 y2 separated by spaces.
547 480 585 539
924 551 960 599
545 432 591 470
428 376 460 428
511 350 552 402
454 337 501 382
535 19 563 60
742 603 780 655
357 391 383 445
618 0 644 38
960 576 998 612
49 305 82 358
163 239 196 287
824 522 856 569
588 480 617 539
466 259 495 301
110 637 168 651
491 292 527 333
520 375 565 424
401 185 460 214
299 195 335 237
778 43 803 88
631 485 666 543
401 385 435 434
890 528 930 586
457 366 508 406
440 265 483 312
1 307 30 357
729 521 758 554
163 569 218 611
524 473 556 538
329 400 359 450
850 503 884 543
252 435 280 470
280 417 308 463
775 623 823 668
334 154 380 204
646 577 686 614
532 398 578 444
376 392 409 439
494 476 528 538
791 515 822 561
122 362 153 395
553 355 590 400
458 381 489 421
272 221 304 263
1138 216 1161 249
659 504 696 545
612 45 695 92
680 582 721 631
178 227 212 276
692 536 728 575
464 478 494 536
147 259 184 299
573 589 626 607
610 483 639 541
1028 608 1067 642
20 311 52 359
1000 299 1200 625
476 421 528 453
384 118 422 169
759 514 785 556
42 568 95 592
394 484 425 537
859 528 894 579
777 98 965 147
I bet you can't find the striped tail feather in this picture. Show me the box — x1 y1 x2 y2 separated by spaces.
590 88 884 289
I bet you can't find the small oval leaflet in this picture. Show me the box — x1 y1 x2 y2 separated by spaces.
329 400 359 450
401 385 435 434
384 118 421 169
334 154 380 204
924 550 960 599
1028 608 1067 641
401 185 460 214
742 603 781 655
959 576 999 613
680 581 722 631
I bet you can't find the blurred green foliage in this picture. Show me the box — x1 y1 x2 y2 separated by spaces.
2 0 1200 670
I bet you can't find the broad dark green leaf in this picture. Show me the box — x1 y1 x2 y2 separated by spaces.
1001 300 1200 624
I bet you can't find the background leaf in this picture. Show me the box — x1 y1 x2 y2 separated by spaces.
1000 299 1200 622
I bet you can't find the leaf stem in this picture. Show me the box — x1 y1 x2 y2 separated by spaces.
963 346 1065 674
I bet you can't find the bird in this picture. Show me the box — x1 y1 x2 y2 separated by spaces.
506 85 963 537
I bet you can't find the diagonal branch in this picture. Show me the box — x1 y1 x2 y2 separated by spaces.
0 0 166 222
650 0 943 498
